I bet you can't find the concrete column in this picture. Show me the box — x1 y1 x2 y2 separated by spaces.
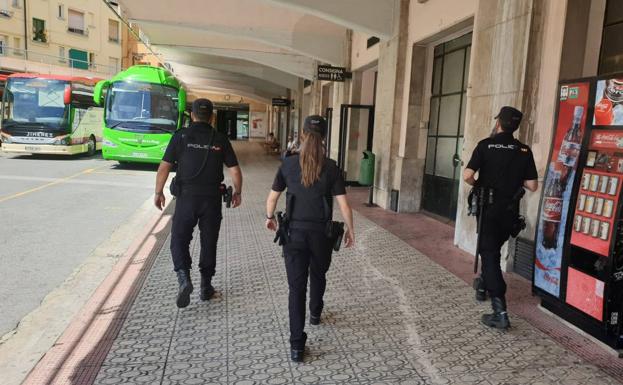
454 0 565 264
371 0 410 209
396 44 428 212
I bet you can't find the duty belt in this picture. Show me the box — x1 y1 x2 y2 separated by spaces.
289 220 327 232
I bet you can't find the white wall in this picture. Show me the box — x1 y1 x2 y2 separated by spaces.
351 31 379 71
408 0 478 43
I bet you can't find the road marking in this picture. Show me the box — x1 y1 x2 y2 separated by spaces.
0 175 153 189
0 166 106 204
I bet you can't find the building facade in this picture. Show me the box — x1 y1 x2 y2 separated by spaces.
302 0 623 277
0 0 122 77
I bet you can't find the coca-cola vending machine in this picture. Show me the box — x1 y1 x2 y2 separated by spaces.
534 77 623 351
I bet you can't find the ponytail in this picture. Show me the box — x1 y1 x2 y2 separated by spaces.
299 132 325 187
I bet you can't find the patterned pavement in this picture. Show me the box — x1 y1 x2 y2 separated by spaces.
92 142 622 385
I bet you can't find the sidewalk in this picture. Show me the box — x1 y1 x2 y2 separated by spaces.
23 143 623 384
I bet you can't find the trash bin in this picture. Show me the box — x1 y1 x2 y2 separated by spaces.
359 151 375 186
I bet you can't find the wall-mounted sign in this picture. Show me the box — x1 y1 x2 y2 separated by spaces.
318 65 347 82
272 98 290 107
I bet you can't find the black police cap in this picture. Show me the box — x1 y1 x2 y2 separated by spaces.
303 115 327 138
192 98 213 118
495 106 523 132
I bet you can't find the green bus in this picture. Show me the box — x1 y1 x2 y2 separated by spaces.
94 65 186 164
1 73 103 156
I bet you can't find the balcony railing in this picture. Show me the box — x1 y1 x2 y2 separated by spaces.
68 27 89 36
0 46 120 76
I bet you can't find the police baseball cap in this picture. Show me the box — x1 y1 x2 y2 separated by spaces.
192 98 213 119
303 115 328 138
495 106 523 132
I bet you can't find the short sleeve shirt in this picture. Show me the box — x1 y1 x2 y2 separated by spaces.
272 155 346 222
466 132 538 203
163 122 239 195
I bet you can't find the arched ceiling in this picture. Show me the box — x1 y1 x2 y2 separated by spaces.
115 0 400 102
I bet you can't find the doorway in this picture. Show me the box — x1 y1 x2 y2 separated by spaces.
422 32 472 220
216 110 238 139
338 104 375 184
324 107 333 156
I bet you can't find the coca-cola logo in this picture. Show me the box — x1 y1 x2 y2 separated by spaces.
542 198 562 221
592 132 623 148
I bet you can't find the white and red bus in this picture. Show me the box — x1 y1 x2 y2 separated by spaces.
0 73 104 155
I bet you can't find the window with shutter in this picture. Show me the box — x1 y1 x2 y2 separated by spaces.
0 0 10 17
108 19 119 43
68 9 85 35
32 18 46 42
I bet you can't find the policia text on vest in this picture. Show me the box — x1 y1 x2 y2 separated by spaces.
463 106 538 331
154 98 243 309
265 115 355 363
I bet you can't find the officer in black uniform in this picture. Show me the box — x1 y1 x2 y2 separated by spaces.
265 116 355 362
463 106 538 329
155 98 242 308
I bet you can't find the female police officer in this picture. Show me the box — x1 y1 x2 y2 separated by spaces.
265 115 355 362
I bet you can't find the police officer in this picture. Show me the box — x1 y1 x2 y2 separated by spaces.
265 116 355 362
463 106 538 329
155 98 242 308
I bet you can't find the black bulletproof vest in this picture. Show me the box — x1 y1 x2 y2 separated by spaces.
283 159 333 224
177 125 223 195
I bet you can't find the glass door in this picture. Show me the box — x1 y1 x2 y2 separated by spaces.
338 104 375 184
422 32 472 220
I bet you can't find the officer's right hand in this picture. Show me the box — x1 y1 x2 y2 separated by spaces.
154 192 166 211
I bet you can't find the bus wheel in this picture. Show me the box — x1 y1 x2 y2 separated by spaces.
87 136 96 157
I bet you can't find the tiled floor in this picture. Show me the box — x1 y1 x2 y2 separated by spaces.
92 143 622 385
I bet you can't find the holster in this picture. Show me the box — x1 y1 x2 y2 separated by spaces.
273 211 290 246
220 184 233 208
170 176 181 197
326 221 345 251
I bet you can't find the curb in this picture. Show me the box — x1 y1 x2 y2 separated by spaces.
21 198 174 385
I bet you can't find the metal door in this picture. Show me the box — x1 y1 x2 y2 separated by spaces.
422 32 472 220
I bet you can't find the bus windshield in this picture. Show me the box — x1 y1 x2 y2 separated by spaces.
106 81 179 133
2 78 69 130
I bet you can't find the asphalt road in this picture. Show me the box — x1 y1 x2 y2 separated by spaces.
0 151 158 337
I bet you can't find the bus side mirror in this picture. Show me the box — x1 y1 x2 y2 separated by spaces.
178 89 187 114
93 80 109 106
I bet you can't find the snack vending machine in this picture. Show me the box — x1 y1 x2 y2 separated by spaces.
534 77 623 352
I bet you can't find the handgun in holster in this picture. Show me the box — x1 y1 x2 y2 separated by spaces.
508 187 527 238
273 211 290 246
326 220 345 251
220 184 233 208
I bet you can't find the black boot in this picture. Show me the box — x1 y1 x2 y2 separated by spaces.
200 273 215 301
290 332 307 362
481 297 510 330
473 276 488 302
176 270 193 308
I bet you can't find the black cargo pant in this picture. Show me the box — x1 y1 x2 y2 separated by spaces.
479 212 513 299
283 228 333 350
170 193 222 277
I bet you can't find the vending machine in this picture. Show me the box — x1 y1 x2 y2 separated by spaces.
534 77 623 352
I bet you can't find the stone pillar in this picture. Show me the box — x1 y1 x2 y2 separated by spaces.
396 44 428 212
372 0 410 209
455 0 541 256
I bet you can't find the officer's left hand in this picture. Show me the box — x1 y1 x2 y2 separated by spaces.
231 192 241 208
266 218 278 231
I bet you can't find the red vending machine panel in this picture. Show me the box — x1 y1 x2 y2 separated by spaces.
566 267 605 321
570 130 623 256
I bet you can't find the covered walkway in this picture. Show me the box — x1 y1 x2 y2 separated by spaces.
43 142 618 385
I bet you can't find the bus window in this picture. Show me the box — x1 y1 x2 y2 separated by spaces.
3 78 69 129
